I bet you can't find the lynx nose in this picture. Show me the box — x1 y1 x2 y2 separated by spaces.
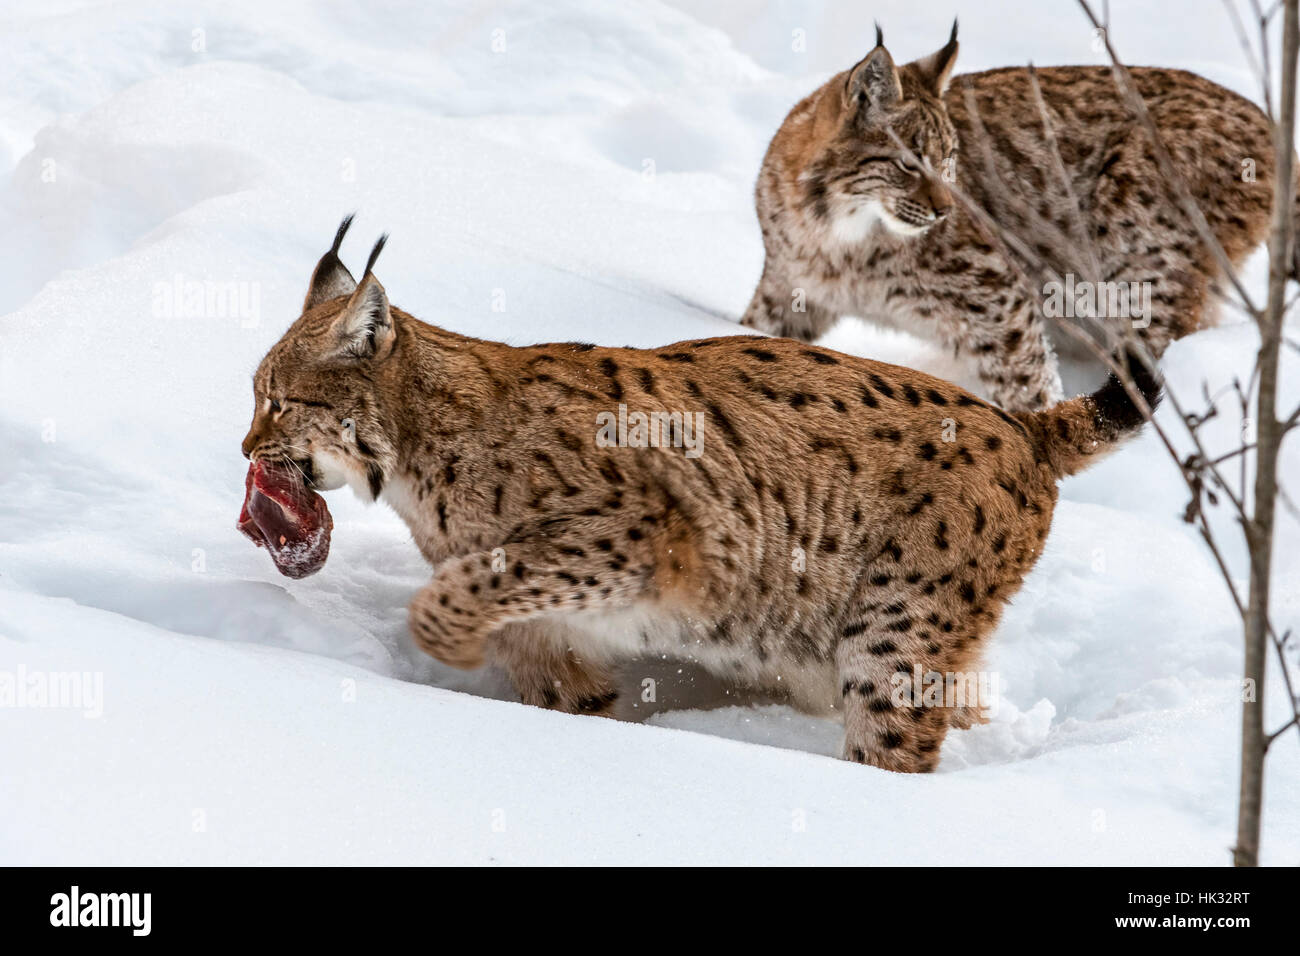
242 426 263 460
926 180 954 221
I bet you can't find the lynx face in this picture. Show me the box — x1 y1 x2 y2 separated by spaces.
241 221 401 502
806 29 959 241
242 327 386 498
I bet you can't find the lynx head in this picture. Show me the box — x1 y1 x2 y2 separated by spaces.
241 215 401 501
806 22 960 240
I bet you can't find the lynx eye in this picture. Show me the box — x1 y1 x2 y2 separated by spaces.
269 398 283 414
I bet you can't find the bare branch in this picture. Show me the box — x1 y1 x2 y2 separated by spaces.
1229 0 1275 115
1027 64 1104 282
1077 0 1262 316
1268 713 1299 747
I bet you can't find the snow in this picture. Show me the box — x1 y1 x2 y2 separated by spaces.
1 0 1298 864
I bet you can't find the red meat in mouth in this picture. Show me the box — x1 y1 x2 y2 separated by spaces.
237 459 332 579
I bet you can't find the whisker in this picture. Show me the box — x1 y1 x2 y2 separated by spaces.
253 443 314 485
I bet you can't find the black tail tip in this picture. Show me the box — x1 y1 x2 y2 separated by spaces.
1093 347 1162 434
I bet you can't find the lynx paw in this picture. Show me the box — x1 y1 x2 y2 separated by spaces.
408 586 489 670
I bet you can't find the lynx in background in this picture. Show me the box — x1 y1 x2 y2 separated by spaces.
744 24 1285 411
241 218 1159 772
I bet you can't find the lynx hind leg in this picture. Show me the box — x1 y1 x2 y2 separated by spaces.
837 591 998 773
491 619 620 716
1107 255 1210 355
838 635 950 772
1088 132 1218 351
740 266 838 341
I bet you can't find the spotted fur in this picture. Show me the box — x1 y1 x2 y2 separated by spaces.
242 221 1160 772
743 25 1281 411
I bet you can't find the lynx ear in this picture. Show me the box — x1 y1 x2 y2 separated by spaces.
329 235 393 361
304 214 358 310
913 20 959 95
844 30 902 110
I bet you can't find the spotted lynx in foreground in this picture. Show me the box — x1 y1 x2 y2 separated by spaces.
241 218 1159 772
744 24 1284 411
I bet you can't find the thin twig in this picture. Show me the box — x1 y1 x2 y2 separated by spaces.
1077 0 1262 316
1229 0 1275 115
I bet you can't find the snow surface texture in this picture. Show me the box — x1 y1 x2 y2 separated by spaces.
1 0 1297 864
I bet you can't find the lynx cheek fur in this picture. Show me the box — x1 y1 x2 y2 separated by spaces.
744 24 1280 412
242 218 1159 773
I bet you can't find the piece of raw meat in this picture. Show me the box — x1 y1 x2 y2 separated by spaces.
238 460 332 578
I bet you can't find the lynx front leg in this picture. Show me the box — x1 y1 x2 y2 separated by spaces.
966 297 1064 413
490 618 621 716
407 524 663 670
741 265 838 341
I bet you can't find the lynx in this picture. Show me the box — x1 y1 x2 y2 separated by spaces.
241 218 1159 772
743 24 1283 411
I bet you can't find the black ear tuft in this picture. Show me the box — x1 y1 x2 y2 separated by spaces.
364 233 389 277
304 214 360 310
332 213 356 253
913 21 961 95
874 21 884 48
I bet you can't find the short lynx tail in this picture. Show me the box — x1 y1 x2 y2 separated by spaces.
1023 347 1162 479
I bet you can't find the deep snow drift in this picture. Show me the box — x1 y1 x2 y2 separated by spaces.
1 0 1297 864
